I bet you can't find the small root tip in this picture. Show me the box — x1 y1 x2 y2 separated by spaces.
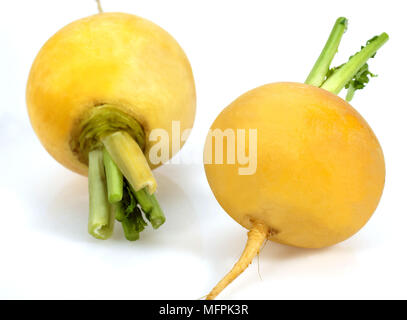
206 222 269 300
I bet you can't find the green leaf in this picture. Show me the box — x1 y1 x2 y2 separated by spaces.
119 180 148 241
121 206 148 241
344 63 376 101
120 182 137 217
325 36 380 101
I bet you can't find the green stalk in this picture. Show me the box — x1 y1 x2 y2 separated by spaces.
77 106 166 240
103 148 123 203
121 217 141 241
111 201 126 222
121 206 147 241
133 187 165 229
346 84 357 101
305 17 348 87
88 149 114 240
148 194 166 230
102 131 157 195
321 32 389 94
134 188 154 213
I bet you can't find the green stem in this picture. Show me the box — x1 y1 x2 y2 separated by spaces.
134 187 166 229
121 206 147 241
103 148 123 203
121 217 141 241
134 188 153 213
102 131 157 195
346 83 356 101
71 105 145 166
111 201 126 222
88 149 114 240
321 32 389 94
77 106 166 241
305 17 348 87
148 194 166 230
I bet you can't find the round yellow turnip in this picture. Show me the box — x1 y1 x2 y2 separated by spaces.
26 12 196 240
204 18 388 299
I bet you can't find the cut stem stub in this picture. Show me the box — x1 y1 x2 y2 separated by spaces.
134 187 166 229
102 131 157 195
88 149 114 240
82 107 164 241
87 136 165 240
206 222 270 300
103 148 123 203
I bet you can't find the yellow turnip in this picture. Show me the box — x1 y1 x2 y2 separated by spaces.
204 18 388 299
27 11 196 240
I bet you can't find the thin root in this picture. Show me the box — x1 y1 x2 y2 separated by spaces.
206 222 270 300
95 0 103 13
257 239 268 281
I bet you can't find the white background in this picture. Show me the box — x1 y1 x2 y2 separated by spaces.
0 0 406 300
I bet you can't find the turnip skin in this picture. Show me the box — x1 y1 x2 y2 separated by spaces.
205 82 385 249
26 12 196 175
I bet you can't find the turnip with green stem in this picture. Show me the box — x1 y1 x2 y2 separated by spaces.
26 7 196 240
204 17 388 299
